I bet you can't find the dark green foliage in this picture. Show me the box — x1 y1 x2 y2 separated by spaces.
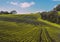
0 10 17 14
0 11 9 14
40 12 48 20
40 4 60 24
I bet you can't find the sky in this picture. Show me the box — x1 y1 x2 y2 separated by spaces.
0 0 60 14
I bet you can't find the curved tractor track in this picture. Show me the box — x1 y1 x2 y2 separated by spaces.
44 28 55 42
39 28 56 42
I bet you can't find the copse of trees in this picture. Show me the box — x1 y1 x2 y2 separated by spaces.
53 4 60 11
0 11 10 14
0 10 17 14
40 4 60 24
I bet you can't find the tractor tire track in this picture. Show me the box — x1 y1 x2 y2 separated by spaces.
39 29 43 42
44 28 55 42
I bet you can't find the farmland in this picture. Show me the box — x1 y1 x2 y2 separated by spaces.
0 14 60 42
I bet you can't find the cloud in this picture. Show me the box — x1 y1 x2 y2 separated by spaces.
53 5 57 8
10 2 18 5
0 7 16 12
52 5 58 10
9 1 35 8
20 2 35 8
32 9 46 13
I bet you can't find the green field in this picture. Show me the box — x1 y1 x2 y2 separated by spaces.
0 14 60 42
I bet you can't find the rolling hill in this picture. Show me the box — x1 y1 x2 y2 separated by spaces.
0 14 60 42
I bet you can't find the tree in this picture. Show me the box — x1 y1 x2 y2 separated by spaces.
0 11 4 14
0 11 9 14
53 4 60 11
10 10 17 14
40 12 48 20
46 11 58 23
4 11 9 14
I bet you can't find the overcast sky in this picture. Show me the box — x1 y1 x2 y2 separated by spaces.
0 0 60 14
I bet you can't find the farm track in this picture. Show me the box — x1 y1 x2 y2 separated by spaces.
39 27 56 42
44 28 55 42
39 29 42 42
39 24 56 42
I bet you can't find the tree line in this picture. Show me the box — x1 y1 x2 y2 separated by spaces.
0 10 17 14
40 4 60 24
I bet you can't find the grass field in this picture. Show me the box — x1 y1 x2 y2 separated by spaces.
0 14 60 42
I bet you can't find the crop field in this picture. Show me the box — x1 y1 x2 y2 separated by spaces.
0 14 60 42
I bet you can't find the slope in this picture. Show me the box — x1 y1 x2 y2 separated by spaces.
0 14 60 42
